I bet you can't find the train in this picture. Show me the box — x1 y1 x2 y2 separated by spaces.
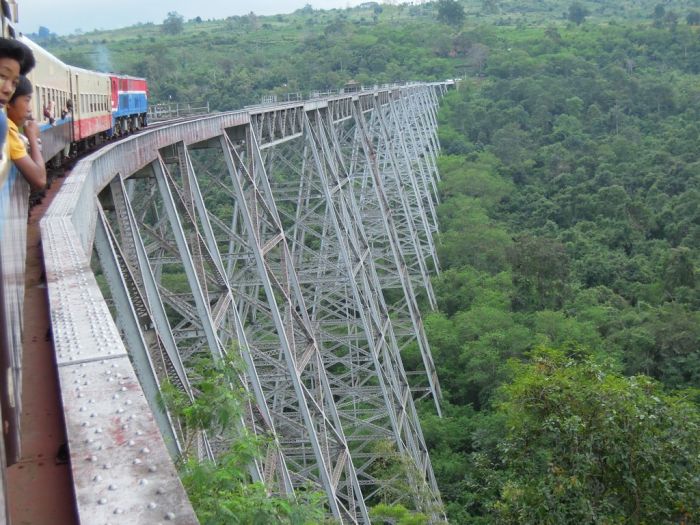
18 34 149 166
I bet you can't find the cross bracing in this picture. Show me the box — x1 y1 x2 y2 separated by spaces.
40 82 453 524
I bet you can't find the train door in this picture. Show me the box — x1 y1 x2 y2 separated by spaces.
71 72 80 141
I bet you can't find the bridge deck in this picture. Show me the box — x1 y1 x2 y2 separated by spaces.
7 175 79 525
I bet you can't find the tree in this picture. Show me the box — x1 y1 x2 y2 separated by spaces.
482 0 500 15
489 348 700 523
507 235 570 311
687 11 700 25
568 2 589 25
436 0 465 28
663 247 696 295
162 11 184 35
468 43 490 75
160 355 326 524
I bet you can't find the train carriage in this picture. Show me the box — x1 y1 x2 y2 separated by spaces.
19 36 72 163
69 65 112 144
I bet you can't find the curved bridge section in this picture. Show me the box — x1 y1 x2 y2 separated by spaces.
6 82 452 524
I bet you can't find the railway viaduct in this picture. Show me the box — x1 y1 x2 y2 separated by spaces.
0 82 452 524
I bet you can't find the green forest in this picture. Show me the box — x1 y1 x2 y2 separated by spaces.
43 0 700 523
427 11 700 524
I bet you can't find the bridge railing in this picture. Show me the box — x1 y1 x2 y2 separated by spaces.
0 161 28 518
147 101 211 122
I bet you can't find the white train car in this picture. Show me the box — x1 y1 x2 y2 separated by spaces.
68 64 112 146
19 35 72 163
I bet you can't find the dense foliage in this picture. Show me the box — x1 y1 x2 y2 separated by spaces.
429 15 700 524
160 355 328 524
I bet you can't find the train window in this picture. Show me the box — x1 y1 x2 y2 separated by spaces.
35 86 41 119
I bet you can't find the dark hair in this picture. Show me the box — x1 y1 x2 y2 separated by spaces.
0 38 35 75
9 75 31 102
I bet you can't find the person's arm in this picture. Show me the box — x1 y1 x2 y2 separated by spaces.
14 120 46 190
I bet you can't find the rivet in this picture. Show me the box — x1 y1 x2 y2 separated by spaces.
156 487 165 495
141 447 150 454
148 502 157 510
108 484 117 491
103 463 111 470
165 512 175 520
113 508 123 515
133 458 142 465
138 478 148 486
93 474 102 482
95 428 103 434
128 440 136 447
148 465 157 473
98 498 107 505
87 455 97 462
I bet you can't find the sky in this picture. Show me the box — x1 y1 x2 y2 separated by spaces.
18 0 374 36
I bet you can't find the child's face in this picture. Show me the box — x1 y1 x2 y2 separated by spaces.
7 94 31 126
0 58 20 107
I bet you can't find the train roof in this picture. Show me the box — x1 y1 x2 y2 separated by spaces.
110 73 147 81
19 35 145 82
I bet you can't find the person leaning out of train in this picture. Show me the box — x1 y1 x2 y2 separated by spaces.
0 37 38 182
6 76 45 190
0 38 34 107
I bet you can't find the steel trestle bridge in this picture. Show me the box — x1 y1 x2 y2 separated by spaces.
0 81 453 524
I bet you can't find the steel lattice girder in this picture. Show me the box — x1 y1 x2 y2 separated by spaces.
90 83 449 524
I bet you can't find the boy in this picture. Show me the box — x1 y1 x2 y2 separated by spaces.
6 76 45 189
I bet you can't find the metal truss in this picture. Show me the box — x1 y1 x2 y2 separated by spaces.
84 83 451 524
